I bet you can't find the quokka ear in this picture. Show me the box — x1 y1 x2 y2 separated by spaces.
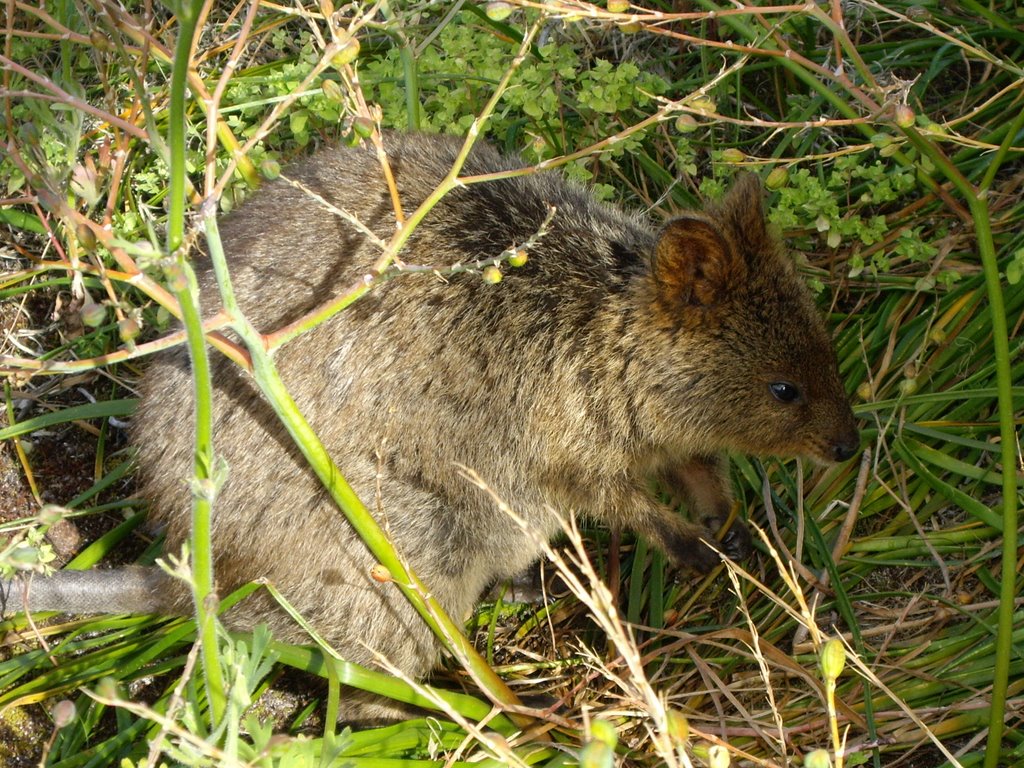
652 216 747 309
716 172 771 254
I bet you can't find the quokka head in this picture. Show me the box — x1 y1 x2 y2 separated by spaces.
645 173 860 464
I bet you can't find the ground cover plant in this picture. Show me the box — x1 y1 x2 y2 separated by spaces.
0 1 1021 766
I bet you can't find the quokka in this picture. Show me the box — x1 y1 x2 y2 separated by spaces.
10 133 859 721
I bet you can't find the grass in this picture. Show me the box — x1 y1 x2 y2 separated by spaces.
1 0 1022 766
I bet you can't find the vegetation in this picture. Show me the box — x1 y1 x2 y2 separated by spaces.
1 1 1021 766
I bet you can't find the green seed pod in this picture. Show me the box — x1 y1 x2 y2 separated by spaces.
578 740 614 768
260 158 281 180
607 0 630 12
894 104 915 129
89 30 112 52
508 249 528 267
95 677 119 700
666 708 689 744
620 21 641 33
485 1 515 21
76 222 97 251
164 262 188 293
590 719 618 748
321 78 344 103
708 745 731 768
870 133 892 149
898 377 919 396
856 382 873 401
674 114 699 133
51 700 77 729
804 749 832 768
118 317 140 343
38 504 67 525
689 96 716 114
765 166 789 190
330 32 360 68
820 638 846 681
482 265 502 284
352 117 375 138
720 148 745 164
80 301 107 329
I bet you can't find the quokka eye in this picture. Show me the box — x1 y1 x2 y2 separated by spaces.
769 381 802 404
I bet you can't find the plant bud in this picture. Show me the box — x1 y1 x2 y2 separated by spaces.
370 563 392 583
689 96 716 114
260 158 281 180
508 249 528 267
578 740 614 768
482 265 502 284
118 317 140 343
321 78 343 103
765 166 789 190
80 301 107 328
38 504 68 525
89 30 112 52
485 1 515 21
590 719 618 748
804 749 832 768
894 104 915 128
352 117 374 138
666 708 689 744
708 745 730 768
898 377 919 396
95 677 118 700
820 637 846 680
76 222 97 250
674 114 699 133
163 262 188 293
330 32 360 68
52 700 77 729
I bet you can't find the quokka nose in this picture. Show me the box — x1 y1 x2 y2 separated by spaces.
831 436 860 462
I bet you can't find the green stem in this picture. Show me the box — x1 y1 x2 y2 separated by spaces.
904 112 1020 768
202 213 526 719
971 191 1019 768
187 17 546 723
166 0 226 725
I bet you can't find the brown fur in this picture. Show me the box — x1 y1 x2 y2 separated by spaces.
131 133 858 719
